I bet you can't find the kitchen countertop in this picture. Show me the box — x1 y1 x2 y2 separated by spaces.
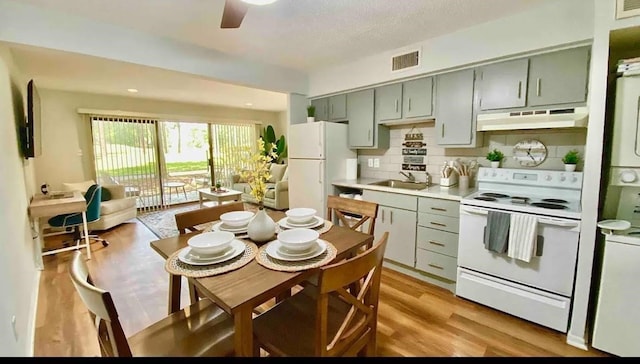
332 178 475 202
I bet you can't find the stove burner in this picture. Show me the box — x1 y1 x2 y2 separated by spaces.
542 198 568 204
474 196 497 201
481 193 509 199
530 202 568 210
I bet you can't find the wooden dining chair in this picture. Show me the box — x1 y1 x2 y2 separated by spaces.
252 232 389 357
174 201 245 234
327 195 378 239
68 251 235 357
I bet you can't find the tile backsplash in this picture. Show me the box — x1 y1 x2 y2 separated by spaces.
358 123 587 185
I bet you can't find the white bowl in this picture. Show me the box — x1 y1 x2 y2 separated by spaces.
220 211 254 227
286 208 317 224
188 231 235 255
277 228 319 252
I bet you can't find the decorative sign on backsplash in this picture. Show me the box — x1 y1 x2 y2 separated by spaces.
402 164 427 172
402 126 426 172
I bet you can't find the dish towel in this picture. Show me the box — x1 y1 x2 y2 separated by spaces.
507 213 538 262
483 211 510 253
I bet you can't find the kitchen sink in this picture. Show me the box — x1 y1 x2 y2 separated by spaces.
368 179 429 190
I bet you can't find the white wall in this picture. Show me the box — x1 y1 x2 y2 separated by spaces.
308 0 594 97
0 46 39 356
35 89 283 190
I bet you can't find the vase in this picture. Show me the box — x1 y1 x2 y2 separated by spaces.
247 205 276 244
564 164 577 172
490 161 500 168
307 116 315 123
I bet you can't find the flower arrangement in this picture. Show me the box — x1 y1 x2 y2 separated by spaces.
238 138 277 208
562 149 580 165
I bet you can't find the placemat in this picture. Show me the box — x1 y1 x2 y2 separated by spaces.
164 241 258 278
255 240 337 272
204 219 334 239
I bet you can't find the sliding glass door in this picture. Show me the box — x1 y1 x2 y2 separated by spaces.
209 123 257 188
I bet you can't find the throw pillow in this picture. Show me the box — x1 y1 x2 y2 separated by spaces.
62 180 96 194
101 187 112 202
268 164 287 183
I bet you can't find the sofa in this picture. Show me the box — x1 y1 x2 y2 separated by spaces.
231 163 289 210
62 180 137 231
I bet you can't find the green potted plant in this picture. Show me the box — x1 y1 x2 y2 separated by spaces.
307 105 316 123
486 149 504 168
562 149 580 172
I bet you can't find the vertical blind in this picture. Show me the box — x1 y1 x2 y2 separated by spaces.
91 116 161 211
209 123 257 187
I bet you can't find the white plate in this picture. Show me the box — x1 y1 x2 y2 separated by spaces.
277 216 324 229
212 221 249 233
265 239 327 261
178 240 245 266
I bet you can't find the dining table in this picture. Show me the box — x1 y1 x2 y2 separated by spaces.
149 210 375 357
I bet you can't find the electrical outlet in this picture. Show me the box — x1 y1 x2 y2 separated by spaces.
368 159 373 167
374 158 380 168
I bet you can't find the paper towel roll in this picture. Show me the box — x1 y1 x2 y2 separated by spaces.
346 158 358 180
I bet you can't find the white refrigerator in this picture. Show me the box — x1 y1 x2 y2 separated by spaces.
288 121 357 216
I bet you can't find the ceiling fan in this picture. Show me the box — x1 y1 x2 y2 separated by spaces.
220 0 278 29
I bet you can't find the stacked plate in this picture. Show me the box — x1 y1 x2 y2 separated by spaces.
265 228 327 261
278 207 324 229
178 231 245 266
212 211 255 234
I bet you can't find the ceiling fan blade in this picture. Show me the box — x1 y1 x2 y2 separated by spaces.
220 0 249 29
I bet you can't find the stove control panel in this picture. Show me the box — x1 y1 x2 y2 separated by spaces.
477 167 583 189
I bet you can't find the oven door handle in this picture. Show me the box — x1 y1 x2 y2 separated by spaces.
460 206 489 216
537 218 580 228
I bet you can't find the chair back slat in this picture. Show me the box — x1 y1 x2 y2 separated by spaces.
69 251 132 357
174 202 245 234
315 232 388 356
326 196 378 236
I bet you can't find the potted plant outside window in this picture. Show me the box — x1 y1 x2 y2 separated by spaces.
307 105 316 123
562 149 580 172
486 149 504 168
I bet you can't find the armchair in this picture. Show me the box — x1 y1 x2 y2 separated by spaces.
231 164 289 210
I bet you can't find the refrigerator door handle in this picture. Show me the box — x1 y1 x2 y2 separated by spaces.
319 161 323 184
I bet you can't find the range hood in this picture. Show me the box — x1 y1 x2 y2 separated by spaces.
476 107 589 131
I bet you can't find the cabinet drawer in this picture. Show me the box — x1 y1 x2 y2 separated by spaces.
418 197 459 217
363 190 417 211
415 249 457 281
418 213 459 233
416 227 459 257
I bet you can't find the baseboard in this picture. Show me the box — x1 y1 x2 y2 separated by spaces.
566 332 589 351
27 269 41 356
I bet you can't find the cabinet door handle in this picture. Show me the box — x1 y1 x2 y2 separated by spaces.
429 241 445 247
441 124 445 138
517 81 522 99
368 129 371 141
408 98 412 112
390 210 393 224
330 103 334 116
536 78 541 97
395 99 399 113
381 209 384 223
428 263 444 270
430 221 447 227
430 207 447 212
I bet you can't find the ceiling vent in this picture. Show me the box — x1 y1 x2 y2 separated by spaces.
391 49 420 72
617 0 640 19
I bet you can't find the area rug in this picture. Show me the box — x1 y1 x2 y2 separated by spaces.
137 202 262 239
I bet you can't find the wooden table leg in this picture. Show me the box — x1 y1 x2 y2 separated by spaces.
234 305 255 356
168 274 181 314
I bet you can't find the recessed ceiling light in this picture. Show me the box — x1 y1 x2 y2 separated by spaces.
242 0 278 5
127 88 138 93
245 103 253 106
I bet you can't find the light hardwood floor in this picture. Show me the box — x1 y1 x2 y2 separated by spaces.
34 217 609 357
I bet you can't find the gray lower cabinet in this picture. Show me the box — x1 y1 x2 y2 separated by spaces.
311 98 329 121
527 46 590 107
479 58 529 111
329 94 347 121
375 83 403 121
415 197 460 282
347 89 375 148
402 77 433 119
435 69 476 146
363 190 417 268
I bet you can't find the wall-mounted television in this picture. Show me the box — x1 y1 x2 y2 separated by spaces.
23 79 42 158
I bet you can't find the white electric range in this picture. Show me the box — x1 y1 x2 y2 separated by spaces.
456 167 583 333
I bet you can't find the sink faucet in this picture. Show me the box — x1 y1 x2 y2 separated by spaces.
399 171 415 182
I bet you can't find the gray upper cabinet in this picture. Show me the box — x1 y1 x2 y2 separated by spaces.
402 77 433 119
375 83 403 121
311 98 329 121
347 89 375 148
527 46 590 107
329 94 347 121
479 58 529 111
435 69 475 146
